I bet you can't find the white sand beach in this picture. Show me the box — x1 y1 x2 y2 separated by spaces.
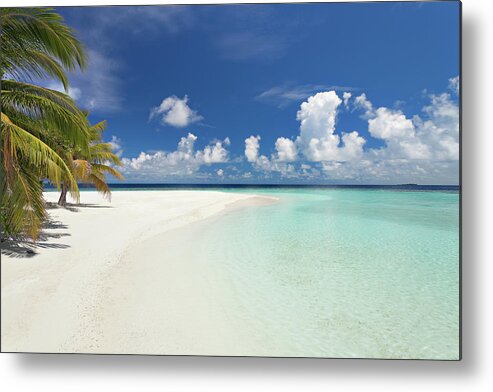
1 190 277 355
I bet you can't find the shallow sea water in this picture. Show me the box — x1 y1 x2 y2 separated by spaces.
198 188 459 359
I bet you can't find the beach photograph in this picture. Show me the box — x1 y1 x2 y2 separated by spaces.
0 2 460 359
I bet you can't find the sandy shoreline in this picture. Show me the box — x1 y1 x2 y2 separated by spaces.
1 190 277 354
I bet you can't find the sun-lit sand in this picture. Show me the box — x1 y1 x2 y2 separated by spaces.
1 190 277 354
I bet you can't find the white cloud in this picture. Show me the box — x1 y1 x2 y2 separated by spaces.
275 137 297 162
343 92 352 108
119 76 459 184
245 135 261 162
244 135 296 176
354 93 374 119
120 133 229 180
368 107 415 140
150 95 203 128
448 76 460 95
244 76 459 184
340 131 366 160
414 92 459 160
195 138 230 163
297 91 341 143
296 91 365 161
362 89 458 161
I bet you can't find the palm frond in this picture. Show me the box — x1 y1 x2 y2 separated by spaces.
2 48 69 89
1 7 86 73
1 164 46 240
89 143 122 165
2 80 80 111
1 112 79 195
1 87 89 151
91 163 124 180
90 120 107 135
86 170 112 200
72 159 91 179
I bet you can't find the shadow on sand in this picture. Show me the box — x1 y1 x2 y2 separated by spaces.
2 202 113 258
1 217 71 259
45 202 113 212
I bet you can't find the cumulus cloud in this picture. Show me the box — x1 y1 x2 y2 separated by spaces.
119 76 459 184
120 133 229 180
150 95 203 128
296 91 365 161
414 92 459 160
369 107 415 139
361 90 458 161
244 76 459 184
244 135 296 176
196 138 230 163
297 91 341 142
326 79 460 183
245 135 261 162
366 107 430 160
275 137 297 162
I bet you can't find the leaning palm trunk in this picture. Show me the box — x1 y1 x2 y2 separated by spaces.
57 183 68 206
57 118 124 207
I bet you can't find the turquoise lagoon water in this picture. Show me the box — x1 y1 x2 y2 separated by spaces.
196 188 460 359
53 185 459 359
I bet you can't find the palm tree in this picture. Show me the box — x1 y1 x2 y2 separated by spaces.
1 7 88 239
57 118 124 206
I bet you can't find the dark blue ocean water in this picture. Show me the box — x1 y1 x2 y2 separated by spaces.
45 183 460 193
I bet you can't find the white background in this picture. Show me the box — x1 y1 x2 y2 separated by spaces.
0 0 491 390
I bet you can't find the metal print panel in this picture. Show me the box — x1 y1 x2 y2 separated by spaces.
0 1 461 359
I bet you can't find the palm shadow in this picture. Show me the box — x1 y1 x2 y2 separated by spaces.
1 218 71 259
45 202 113 212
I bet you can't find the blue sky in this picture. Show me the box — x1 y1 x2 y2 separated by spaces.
54 2 460 184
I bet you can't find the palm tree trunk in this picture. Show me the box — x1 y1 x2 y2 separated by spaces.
58 183 68 206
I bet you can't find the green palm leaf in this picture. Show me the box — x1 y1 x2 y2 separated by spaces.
1 164 46 239
1 112 78 195
91 163 125 180
1 8 86 80
1 85 89 152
